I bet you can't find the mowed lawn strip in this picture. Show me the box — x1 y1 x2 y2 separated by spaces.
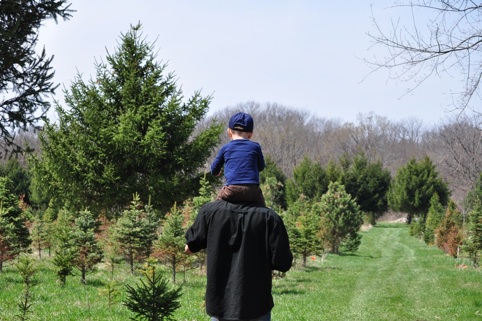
272 223 482 321
0 223 480 320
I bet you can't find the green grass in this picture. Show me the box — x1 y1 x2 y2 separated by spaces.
0 223 481 320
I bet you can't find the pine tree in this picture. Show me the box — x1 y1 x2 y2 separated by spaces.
71 209 104 284
424 194 445 245
0 177 30 272
152 204 188 284
388 157 450 224
283 196 322 267
260 157 287 210
286 156 328 207
29 210 49 259
341 152 391 225
15 254 37 321
124 262 181 321
463 199 482 267
435 200 463 258
314 182 363 254
0 0 72 155
30 23 222 213
260 177 282 210
185 174 213 274
52 208 76 286
192 172 214 212
114 194 158 273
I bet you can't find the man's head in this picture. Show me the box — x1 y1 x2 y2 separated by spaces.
228 112 254 133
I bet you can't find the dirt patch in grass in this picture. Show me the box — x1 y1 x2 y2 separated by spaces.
361 224 373 231
378 211 407 223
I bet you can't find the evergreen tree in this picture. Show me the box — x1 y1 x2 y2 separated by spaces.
30 23 223 214
0 0 72 155
192 172 214 212
0 158 31 204
0 177 30 271
260 177 282 211
325 160 343 184
124 262 181 321
260 156 287 210
435 200 463 258
424 194 445 245
463 199 482 267
15 254 37 321
388 157 450 224
71 209 104 284
283 196 322 267
286 156 328 207
114 194 158 273
152 204 187 284
314 182 363 254
341 153 391 224
465 173 482 210
185 174 213 274
52 209 76 286
29 209 49 258
97 217 123 279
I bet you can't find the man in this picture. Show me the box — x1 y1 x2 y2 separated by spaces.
185 200 293 321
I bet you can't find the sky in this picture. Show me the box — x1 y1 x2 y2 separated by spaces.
37 1 463 126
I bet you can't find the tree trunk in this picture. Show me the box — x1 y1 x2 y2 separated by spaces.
172 255 177 284
81 265 86 284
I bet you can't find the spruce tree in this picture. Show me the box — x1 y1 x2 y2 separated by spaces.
29 210 48 258
286 156 328 207
15 254 37 321
30 23 222 213
260 157 287 210
388 157 449 224
0 177 30 272
152 204 187 284
71 209 104 284
114 194 158 273
52 208 76 286
124 262 181 321
314 182 363 254
463 199 482 267
0 0 72 155
283 196 322 267
341 153 391 225
424 194 445 244
435 200 463 258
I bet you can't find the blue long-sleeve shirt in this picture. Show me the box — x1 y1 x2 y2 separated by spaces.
211 139 265 185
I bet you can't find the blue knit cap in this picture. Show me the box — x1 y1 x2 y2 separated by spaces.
228 112 254 132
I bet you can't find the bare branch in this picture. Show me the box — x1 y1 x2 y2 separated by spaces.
365 1 482 115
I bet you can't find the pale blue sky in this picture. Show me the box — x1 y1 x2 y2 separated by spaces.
38 1 461 125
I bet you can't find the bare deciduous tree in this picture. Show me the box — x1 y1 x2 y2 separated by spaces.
366 1 482 116
429 115 482 202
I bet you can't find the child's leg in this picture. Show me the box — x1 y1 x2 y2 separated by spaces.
218 185 265 206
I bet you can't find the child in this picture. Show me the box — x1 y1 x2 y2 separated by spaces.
211 112 266 206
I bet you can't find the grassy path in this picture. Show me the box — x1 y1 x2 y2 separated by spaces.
0 223 480 320
273 223 482 321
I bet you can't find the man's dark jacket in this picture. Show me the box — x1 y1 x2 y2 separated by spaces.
185 200 293 320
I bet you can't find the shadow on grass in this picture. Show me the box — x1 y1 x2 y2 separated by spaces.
273 279 308 296
274 287 306 295
303 266 340 272
86 278 107 287
374 223 407 228
338 252 376 259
